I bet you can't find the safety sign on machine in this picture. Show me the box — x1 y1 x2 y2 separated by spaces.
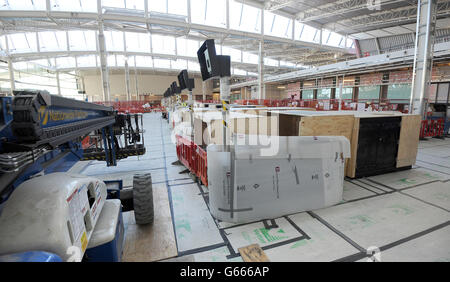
66 184 89 252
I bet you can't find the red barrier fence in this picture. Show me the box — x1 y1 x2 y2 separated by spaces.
175 134 208 187
81 136 96 149
95 101 164 113
176 134 195 172
195 98 410 113
195 145 208 187
420 118 445 139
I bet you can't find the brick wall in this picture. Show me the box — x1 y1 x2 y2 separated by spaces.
360 73 383 86
390 70 412 84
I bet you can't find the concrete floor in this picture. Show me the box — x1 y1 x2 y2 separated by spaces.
72 113 450 262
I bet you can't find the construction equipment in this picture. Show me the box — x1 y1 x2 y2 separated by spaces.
0 173 107 261
0 90 152 262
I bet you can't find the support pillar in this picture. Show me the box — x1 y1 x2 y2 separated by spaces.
56 70 61 96
134 56 139 100
410 0 437 116
258 40 265 100
202 81 207 101
98 22 110 102
124 57 131 101
7 58 15 95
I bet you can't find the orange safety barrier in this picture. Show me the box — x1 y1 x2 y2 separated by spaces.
420 118 445 139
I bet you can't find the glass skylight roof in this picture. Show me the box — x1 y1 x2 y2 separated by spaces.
0 0 352 79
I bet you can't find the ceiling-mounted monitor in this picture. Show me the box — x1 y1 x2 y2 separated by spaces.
178 70 187 90
171 81 181 94
197 39 231 81
178 69 195 91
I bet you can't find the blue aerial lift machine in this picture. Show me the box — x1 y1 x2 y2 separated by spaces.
0 90 153 262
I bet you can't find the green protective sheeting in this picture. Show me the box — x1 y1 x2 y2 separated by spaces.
387 84 411 102
302 89 314 99
338 87 353 100
317 88 331 99
358 85 380 100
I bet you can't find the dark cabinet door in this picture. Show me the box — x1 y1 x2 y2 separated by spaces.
356 117 401 177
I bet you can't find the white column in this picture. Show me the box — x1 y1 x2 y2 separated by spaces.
124 57 131 101
291 17 295 41
134 56 139 100
8 58 15 95
220 77 231 101
410 0 437 116
97 0 110 102
56 70 61 96
258 5 265 100
187 0 192 24
5 36 15 95
339 76 343 111
319 28 323 45
374 37 381 55
202 81 207 101
258 40 265 100
98 25 110 102
226 0 230 30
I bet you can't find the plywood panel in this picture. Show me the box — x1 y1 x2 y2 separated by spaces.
348 117 360 178
298 114 355 176
397 115 421 168
194 117 208 147
299 115 354 140
238 244 270 262
122 183 178 261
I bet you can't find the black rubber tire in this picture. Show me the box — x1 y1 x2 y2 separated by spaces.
133 173 154 225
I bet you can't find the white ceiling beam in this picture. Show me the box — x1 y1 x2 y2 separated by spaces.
329 0 450 32
230 40 450 89
8 50 298 72
265 0 296 11
298 0 400 23
0 10 349 54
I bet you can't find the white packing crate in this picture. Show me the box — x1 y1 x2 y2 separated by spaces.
207 135 350 223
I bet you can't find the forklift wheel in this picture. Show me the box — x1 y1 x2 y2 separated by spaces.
133 173 154 225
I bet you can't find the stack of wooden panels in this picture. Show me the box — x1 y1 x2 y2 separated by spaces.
270 110 421 178
187 106 421 179
191 107 314 147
